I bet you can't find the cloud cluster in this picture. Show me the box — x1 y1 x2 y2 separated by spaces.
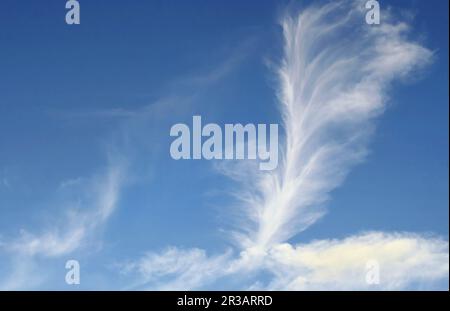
263 232 449 290
121 232 448 290
121 1 447 291
0 1 447 291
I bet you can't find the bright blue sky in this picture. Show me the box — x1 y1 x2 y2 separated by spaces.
0 0 448 290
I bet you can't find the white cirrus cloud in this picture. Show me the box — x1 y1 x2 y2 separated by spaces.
224 0 434 251
122 1 447 291
2 163 124 258
121 247 233 290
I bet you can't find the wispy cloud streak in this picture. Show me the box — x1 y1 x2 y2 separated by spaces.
122 247 232 290
0 160 125 289
2 163 124 258
226 1 433 251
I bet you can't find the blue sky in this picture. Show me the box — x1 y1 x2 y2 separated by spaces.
0 0 448 290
